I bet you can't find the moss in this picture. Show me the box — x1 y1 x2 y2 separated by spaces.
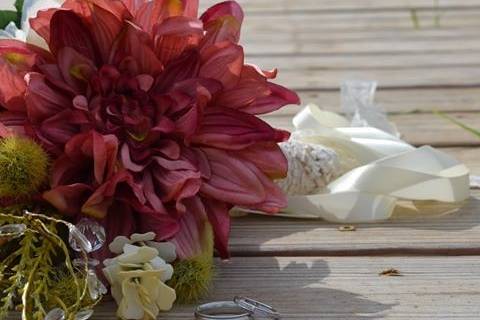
0 136 49 199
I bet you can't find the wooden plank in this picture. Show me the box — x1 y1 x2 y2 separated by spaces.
245 39 480 56
91 256 480 319
243 28 480 44
229 190 480 256
273 88 480 114
264 66 480 90
246 51 480 70
241 11 480 33
201 0 480 13
262 113 480 147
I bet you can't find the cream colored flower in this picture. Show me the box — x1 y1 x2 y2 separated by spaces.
109 232 176 262
103 238 176 320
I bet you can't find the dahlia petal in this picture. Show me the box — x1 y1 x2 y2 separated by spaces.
216 64 300 114
0 111 26 132
92 202 137 261
38 64 77 94
121 143 147 172
242 161 288 213
89 3 125 63
43 183 93 216
153 139 181 159
193 107 289 150
199 41 243 89
200 148 266 204
25 73 71 123
200 1 243 46
203 198 231 259
153 50 200 93
181 0 198 18
235 142 288 179
153 16 203 65
82 171 132 218
0 39 47 112
153 165 201 204
0 58 27 112
39 110 81 146
49 10 98 61
169 196 207 259
137 210 180 242
57 47 97 92
112 22 163 75
135 0 184 34
142 170 167 213
29 8 58 46
92 131 119 184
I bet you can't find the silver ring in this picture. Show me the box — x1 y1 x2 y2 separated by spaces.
234 297 281 319
195 301 253 319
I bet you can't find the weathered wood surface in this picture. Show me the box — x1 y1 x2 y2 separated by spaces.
108 0 480 318
229 191 480 256
2 0 477 318
263 113 480 147
93 257 480 319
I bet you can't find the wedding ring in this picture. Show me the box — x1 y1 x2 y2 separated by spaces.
195 301 253 319
234 297 281 319
195 297 280 319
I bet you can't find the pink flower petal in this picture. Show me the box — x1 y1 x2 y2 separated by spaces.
200 148 266 205
153 16 203 65
200 1 243 46
199 41 243 89
193 107 289 150
49 10 98 60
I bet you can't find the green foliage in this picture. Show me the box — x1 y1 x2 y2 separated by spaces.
167 223 215 304
0 136 49 199
0 11 17 29
0 211 101 320
0 0 23 29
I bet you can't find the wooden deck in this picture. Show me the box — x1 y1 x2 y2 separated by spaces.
29 0 480 319
162 1 479 319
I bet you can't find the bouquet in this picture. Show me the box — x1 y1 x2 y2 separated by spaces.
0 0 299 319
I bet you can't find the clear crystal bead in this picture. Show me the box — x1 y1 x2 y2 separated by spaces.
75 309 94 320
74 218 106 252
45 308 65 320
86 270 107 300
0 224 26 238
68 224 93 253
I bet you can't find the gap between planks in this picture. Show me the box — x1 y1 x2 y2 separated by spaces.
88 256 480 320
262 113 480 147
229 190 480 257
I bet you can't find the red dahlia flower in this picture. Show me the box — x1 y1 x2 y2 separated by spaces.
0 0 299 258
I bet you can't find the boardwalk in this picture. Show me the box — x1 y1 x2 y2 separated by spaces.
104 0 480 319
6 0 480 319
90 1 480 319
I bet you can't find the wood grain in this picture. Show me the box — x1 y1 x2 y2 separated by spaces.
272 88 480 114
89 256 480 319
262 113 480 147
229 190 480 256
201 0 480 13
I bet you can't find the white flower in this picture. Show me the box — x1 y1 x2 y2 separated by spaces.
103 236 177 320
109 232 176 263
0 0 63 48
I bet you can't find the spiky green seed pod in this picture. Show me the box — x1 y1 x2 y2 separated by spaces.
168 223 215 303
0 136 49 199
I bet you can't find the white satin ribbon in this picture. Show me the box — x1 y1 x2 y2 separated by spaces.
272 104 470 222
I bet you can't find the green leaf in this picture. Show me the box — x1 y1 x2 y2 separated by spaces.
434 111 480 139
14 0 24 14
0 10 17 29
